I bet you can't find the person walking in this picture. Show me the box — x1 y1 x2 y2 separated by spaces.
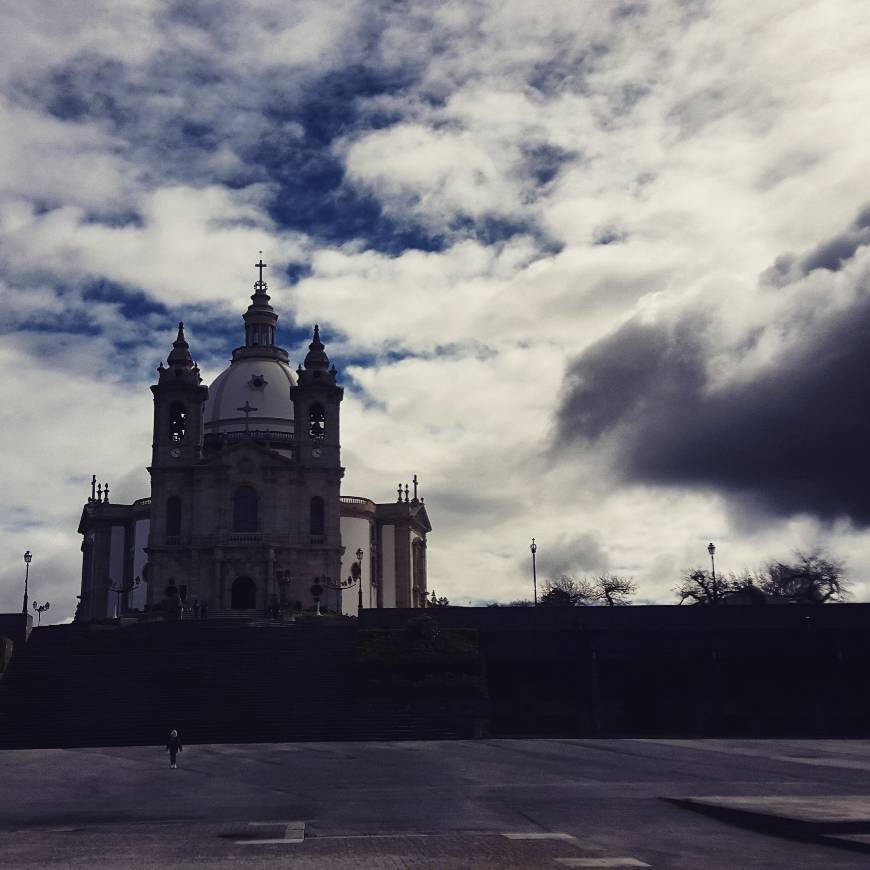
192 598 200 620
166 729 183 768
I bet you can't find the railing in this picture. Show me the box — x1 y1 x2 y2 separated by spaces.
165 535 181 545
203 430 295 451
310 535 326 545
192 534 289 546
340 496 375 506
133 497 151 506
227 532 264 544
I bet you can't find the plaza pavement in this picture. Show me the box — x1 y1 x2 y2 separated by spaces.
3 738 870 868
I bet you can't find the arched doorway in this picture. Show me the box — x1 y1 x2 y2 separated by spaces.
231 576 257 610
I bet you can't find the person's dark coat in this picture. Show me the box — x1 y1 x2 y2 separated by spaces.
166 734 183 754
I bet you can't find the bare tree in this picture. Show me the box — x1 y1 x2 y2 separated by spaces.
540 575 596 607
761 549 850 604
594 575 636 606
674 568 734 605
485 600 535 607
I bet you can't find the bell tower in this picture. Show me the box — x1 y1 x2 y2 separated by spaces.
292 325 344 468
291 325 345 588
146 323 209 608
150 323 208 467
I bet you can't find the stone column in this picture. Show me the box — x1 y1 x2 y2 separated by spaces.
266 546 275 612
214 548 224 611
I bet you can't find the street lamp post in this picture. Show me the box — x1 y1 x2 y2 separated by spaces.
22 550 32 615
356 547 364 614
530 538 538 606
32 600 50 626
708 542 717 605
106 576 140 619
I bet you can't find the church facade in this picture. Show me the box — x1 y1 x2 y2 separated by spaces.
76 263 431 620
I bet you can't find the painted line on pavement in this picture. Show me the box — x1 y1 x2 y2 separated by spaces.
502 832 577 841
554 859 651 868
235 820 305 845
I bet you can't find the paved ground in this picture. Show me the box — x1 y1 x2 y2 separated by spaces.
4 738 870 868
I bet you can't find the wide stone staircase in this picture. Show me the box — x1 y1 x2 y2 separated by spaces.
0 619 471 748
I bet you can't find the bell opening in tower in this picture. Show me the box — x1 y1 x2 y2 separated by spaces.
169 402 187 443
308 404 326 440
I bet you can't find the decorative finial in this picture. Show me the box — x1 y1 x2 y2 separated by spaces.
103 482 110 503
97 482 103 502
397 483 403 502
412 474 419 502
167 321 194 367
303 323 330 370
254 253 268 291
404 484 410 503
90 474 96 503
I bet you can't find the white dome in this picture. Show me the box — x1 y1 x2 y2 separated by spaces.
204 357 297 435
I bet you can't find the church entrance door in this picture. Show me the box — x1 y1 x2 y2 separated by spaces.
231 576 257 610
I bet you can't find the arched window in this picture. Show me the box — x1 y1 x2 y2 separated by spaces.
233 486 258 532
166 497 181 537
169 402 187 443
308 404 326 440
310 496 325 540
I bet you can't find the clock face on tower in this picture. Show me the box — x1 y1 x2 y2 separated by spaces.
169 447 182 458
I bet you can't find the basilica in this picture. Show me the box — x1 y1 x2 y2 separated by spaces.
76 261 431 620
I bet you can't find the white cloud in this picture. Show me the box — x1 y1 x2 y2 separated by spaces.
0 185 309 306
343 123 525 227
0 2 165 86
0 333 152 618
0 97 137 211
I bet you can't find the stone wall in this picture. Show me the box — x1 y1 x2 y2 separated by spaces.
361 605 870 736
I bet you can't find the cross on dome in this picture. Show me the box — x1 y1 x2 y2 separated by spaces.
254 252 268 291
237 400 258 433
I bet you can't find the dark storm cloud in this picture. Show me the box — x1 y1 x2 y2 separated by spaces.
556 318 704 442
529 532 608 579
556 211 870 524
763 206 870 287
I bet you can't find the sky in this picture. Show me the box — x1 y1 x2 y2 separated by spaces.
2 0 870 622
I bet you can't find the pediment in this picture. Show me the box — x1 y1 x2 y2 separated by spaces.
411 503 432 533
